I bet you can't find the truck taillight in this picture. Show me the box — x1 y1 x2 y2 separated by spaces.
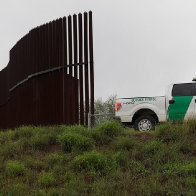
115 102 122 112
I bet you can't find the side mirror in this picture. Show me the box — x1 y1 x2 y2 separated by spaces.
169 100 175 104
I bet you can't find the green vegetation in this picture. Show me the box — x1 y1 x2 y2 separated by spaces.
6 161 26 177
0 120 195 195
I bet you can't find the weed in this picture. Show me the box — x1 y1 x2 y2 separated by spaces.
6 183 28 196
128 160 148 175
156 123 186 143
180 162 196 176
112 151 128 168
72 151 108 174
30 135 50 150
179 140 196 155
45 153 67 168
23 156 46 171
115 137 136 151
0 130 15 145
95 121 123 137
186 176 196 188
91 121 123 145
58 132 93 152
0 141 23 160
38 172 55 188
14 126 34 139
90 130 112 145
6 161 26 177
163 162 196 177
186 119 196 137
143 140 163 155
0 122 195 194
60 125 88 134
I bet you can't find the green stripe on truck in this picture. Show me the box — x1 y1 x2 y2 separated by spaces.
167 96 193 121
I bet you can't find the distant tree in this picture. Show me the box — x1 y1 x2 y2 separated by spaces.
94 94 117 114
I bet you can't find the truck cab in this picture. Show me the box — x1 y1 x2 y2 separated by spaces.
166 82 196 121
115 82 196 131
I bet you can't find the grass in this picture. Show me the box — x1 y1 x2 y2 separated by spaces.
0 120 195 195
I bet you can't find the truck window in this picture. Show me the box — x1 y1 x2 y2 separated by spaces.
191 83 196 96
172 83 192 96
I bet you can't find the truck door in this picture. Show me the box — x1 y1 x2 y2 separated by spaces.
191 83 196 116
167 83 195 121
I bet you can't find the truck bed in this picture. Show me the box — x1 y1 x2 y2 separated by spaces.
115 96 167 123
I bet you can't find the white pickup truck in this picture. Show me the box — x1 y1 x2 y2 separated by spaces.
115 82 196 131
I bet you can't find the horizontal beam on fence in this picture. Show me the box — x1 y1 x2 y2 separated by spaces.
9 62 87 92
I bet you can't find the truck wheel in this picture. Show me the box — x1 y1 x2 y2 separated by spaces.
134 115 155 131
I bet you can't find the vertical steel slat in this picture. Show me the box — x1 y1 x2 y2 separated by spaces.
57 18 63 123
63 17 68 70
62 17 67 123
42 24 47 70
53 20 57 123
58 18 63 66
49 22 53 68
46 23 51 69
73 14 79 123
19 40 23 125
78 13 84 125
31 29 36 124
35 28 39 125
84 12 89 125
52 20 56 68
68 15 73 76
40 25 43 69
89 11 95 124
68 15 74 123
73 14 78 78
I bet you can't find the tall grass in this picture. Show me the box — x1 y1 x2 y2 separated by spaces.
0 121 195 195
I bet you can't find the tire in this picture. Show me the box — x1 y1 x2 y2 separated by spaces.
134 115 156 131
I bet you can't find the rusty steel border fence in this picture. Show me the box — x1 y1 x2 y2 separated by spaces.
0 11 94 129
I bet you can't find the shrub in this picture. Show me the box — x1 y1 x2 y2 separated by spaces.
60 125 88 134
90 130 112 145
186 177 196 188
72 151 108 174
179 140 195 155
115 137 136 151
38 172 55 188
28 127 60 151
58 132 93 152
91 121 123 145
95 121 123 137
156 123 186 143
7 183 28 195
23 156 46 171
45 153 68 167
0 131 15 145
6 161 26 176
163 162 196 177
186 119 196 137
180 162 196 176
0 141 24 159
14 126 34 139
112 151 128 168
143 140 163 155
128 160 148 175
29 134 51 150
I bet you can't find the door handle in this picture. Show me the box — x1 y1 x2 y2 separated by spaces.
169 100 175 104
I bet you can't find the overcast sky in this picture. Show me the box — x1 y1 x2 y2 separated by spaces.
1 0 196 99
